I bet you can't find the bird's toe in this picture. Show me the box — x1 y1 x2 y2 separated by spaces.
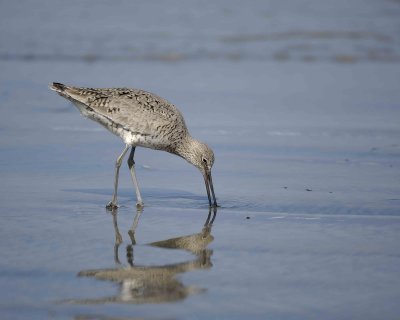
106 201 119 211
136 201 144 209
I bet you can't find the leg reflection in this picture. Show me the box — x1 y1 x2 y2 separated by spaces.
128 207 143 245
111 207 142 264
111 208 123 264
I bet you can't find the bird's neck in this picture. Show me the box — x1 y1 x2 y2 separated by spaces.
174 135 201 169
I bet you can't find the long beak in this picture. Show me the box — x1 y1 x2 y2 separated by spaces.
203 170 218 207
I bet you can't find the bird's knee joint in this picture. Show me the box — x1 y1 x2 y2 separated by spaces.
127 158 135 169
115 161 122 168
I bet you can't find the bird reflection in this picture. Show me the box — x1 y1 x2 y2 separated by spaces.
76 207 217 304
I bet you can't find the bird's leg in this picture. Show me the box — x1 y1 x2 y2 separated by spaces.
127 147 144 208
106 144 130 210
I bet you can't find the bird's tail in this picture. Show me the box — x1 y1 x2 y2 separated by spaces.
49 82 84 103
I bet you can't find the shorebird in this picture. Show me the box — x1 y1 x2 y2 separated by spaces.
50 82 217 209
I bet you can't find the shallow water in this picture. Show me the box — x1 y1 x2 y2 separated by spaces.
1 1 400 319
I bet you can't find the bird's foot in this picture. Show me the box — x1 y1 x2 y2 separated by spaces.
106 201 119 211
210 202 219 208
136 201 144 209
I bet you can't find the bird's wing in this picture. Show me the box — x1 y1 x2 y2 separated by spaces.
51 83 187 136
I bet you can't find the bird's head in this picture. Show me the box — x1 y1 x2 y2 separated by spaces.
176 137 217 206
191 140 215 175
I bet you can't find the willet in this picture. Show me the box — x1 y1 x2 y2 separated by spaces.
50 83 217 209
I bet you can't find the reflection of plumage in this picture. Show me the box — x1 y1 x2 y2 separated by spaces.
72 208 217 304
151 226 214 254
77 257 209 304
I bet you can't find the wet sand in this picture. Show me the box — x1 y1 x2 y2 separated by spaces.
1 1 400 319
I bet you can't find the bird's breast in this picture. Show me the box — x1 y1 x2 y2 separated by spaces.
121 128 175 151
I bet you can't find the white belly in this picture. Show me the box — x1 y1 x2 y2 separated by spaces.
120 129 169 150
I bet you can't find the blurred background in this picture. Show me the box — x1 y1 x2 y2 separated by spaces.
1 1 400 319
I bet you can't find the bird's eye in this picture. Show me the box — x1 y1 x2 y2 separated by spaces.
202 158 207 164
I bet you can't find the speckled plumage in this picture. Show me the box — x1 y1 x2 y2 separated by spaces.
50 82 217 208
53 85 188 152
